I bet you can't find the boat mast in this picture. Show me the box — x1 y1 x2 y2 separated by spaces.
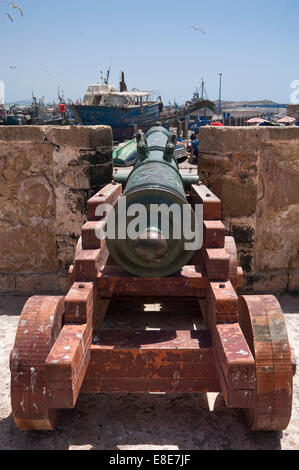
105 67 110 85
200 78 208 100
32 91 38 123
119 71 127 92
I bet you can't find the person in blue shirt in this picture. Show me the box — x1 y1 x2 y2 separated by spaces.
191 137 199 164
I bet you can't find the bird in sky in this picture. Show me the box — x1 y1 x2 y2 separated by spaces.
45 69 55 79
7 1 23 16
9 65 16 70
189 26 205 33
6 12 13 22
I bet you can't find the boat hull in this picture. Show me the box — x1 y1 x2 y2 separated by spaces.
70 103 161 141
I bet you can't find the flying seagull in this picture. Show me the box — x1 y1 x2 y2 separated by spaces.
6 12 14 22
7 1 23 16
189 26 205 33
45 69 55 79
9 65 16 69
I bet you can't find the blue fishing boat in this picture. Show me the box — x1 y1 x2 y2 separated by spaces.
70 71 163 141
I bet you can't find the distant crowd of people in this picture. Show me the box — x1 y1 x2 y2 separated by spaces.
175 130 199 164
190 131 199 164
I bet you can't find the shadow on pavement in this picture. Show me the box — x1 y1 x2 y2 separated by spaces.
0 392 282 450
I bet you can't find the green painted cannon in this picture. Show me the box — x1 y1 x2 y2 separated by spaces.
107 126 200 277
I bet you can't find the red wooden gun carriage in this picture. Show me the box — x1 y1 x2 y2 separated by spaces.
10 128 295 431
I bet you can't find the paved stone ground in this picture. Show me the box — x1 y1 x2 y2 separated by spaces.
0 294 298 450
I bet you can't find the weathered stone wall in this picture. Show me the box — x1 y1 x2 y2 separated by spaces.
198 126 299 293
0 125 112 293
288 104 299 121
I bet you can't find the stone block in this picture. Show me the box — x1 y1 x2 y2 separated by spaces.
0 125 113 293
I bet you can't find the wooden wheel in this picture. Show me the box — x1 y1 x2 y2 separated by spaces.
239 295 293 431
10 296 64 430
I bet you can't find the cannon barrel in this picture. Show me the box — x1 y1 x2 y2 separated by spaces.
106 126 198 277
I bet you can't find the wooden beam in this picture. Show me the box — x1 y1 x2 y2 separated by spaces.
81 220 106 250
97 265 208 298
87 183 122 221
213 324 255 408
203 248 230 281
214 323 255 390
190 184 221 220
45 323 92 409
82 330 220 394
74 245 109 282
205 280 239 327
64 282 94 324
203 220 225 248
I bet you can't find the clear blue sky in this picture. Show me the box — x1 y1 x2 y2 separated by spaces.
1 0 298 104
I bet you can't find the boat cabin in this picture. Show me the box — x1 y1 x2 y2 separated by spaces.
83 83 159 108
